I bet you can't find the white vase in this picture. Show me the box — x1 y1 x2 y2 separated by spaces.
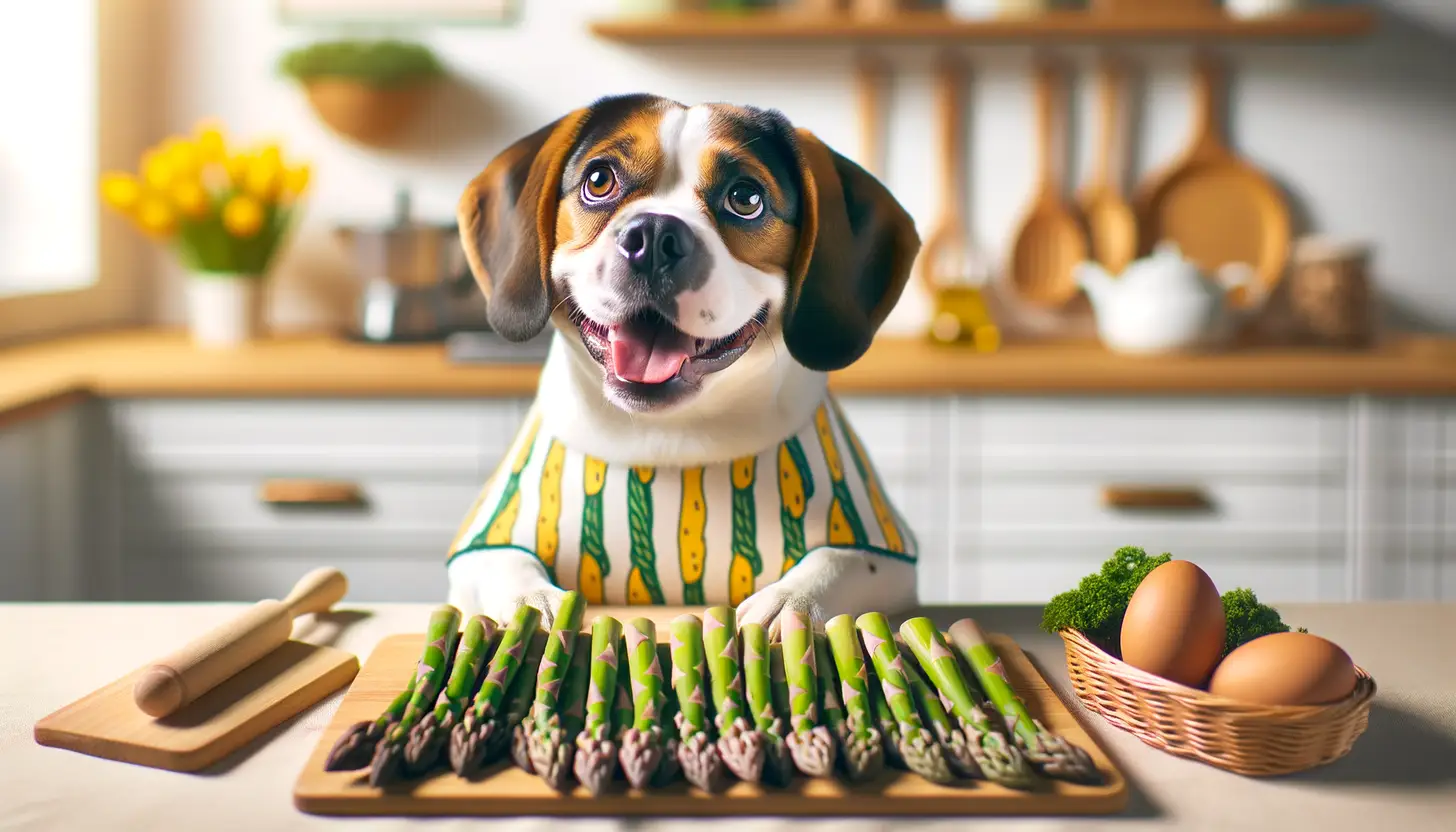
1225 0 1302 17
186 272 264 348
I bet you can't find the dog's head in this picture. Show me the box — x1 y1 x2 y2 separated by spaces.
459 94 919 414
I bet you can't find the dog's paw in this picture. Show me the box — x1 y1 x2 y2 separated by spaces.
735 586 824 642
446 549 565 627
502 586 569 629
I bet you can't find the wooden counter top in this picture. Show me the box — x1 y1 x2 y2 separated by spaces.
2 329 1454 425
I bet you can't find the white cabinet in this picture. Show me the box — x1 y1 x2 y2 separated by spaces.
103 398 532 603
949 397 1354 605
0 405 84 600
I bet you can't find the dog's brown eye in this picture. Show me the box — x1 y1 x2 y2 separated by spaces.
724 181 764 220
582 164 617 202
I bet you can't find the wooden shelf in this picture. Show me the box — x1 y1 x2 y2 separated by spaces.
589 9 1377 44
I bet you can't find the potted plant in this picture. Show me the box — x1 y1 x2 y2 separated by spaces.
279 39 445 147
99 121 310 348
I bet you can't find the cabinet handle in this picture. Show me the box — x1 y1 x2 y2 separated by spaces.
1101 485 1212 511
259 479 365 507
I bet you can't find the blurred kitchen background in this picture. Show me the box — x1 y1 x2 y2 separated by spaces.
1 0 1453 607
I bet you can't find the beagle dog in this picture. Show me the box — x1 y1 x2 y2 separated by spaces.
445 94 921 634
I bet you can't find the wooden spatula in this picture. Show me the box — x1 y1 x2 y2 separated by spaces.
1078 55 1138 274
1007 59 1088 309
918 52 986 293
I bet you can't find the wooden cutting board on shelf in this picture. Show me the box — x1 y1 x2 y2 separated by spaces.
293 625 1128 817
35 640 359 773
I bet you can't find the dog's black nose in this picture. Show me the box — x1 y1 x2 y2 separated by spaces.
616 213 695 276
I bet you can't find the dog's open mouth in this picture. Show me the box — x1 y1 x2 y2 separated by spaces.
569 301 769 386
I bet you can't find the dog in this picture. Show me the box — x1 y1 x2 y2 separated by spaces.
444 94 922 635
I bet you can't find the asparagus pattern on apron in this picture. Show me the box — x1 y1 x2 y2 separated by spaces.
812 404 868 548
679 468 707 605
728 456 762 606
628 467 666 605
776 437 815 577
446 396 915 605
579 456 610 603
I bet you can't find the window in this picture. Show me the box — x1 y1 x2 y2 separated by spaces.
0 0 98 299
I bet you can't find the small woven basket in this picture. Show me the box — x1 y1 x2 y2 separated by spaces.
1060 628 1376 776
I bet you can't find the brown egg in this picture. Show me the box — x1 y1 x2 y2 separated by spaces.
1119 560 1226 687
1208 632 1358 705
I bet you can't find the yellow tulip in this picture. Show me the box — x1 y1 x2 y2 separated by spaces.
195 120 227 162
162 138 201 177
141 149 174 190
226 152 252 188
222 194 265 238
99 172 143 213
242 156 283 203
256 142 283 167
169 179 211 219
135 196 176 238
282 164 311 198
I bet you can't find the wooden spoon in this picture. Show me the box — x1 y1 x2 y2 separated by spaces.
1078 55 1138 275
1008 59 1088 309
917 53 984 293
1132 52 1291 307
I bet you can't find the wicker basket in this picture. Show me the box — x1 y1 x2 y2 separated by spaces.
1060 628 1376 776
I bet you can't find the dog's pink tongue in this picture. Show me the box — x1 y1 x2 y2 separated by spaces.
609 320 692 385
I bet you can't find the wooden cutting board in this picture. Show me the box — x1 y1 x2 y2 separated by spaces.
294 628 1128 817
35 640 359 772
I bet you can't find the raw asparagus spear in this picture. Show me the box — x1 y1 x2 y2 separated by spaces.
704 606 764 783
324 668 417 771
747 624 793 787
895 635 980 780
813 632 848 744
611 641 634 745
948 619 1102 785
369 605 463 786
653 642 682 787
618 618 667 789
448 604 542 776
855 612 952 784
865 662 905 770
404 615 500 776
669 614 728 793
898 618 1035 789
780 609 835 778
498 629 547 772
824 614 884 781
572 615 623 795
525 591 587 786
536 637 591 791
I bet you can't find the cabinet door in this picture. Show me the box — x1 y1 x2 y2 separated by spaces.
0 421 41 600
0 405 84 601
952 397 1353 604
107 398 530 602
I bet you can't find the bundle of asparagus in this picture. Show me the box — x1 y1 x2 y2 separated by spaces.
898 618 1035 789
526 591 587 790
824 614 884 781
403 614 501 776
669 614 729 793
448 605 543 777
948 619 1102 785
779 609 836 777
855 612 953 784
572 615 624 795
370 605 463 786
743 623 794 787
703 606 765 783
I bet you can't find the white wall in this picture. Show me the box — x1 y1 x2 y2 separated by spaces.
152 0 1456 336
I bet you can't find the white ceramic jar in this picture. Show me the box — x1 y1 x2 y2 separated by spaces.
186 272 264 348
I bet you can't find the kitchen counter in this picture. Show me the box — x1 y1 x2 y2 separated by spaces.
5 602 1453 830
2 329 1455 426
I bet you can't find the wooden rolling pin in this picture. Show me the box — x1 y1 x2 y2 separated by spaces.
132 567 349 718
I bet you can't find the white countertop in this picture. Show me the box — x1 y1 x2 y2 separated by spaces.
4 602 1454 831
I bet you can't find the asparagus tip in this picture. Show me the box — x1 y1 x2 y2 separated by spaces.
899 729 955 785
786 725 837 779
529 729 576 793
677 733 729 794
447 718 492 777
619 727 665 790
840 731 885 782
323 721 383 772
760 736 795 788
652 736 682 787
367 741 405 788
716 719 767 784
573 736 619 796
511 722 535 773
1025 735 1103 786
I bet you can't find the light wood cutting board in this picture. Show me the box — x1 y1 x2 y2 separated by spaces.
35 640 359 772
294 617 1128 818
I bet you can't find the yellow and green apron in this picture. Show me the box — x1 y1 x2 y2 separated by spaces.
446 397 916 607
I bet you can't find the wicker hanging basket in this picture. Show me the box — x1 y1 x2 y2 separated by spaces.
303 79 434 148
1059 628 1376 776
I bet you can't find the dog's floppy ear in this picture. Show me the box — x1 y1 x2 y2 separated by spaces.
783 129 920 372
458 109 591 341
